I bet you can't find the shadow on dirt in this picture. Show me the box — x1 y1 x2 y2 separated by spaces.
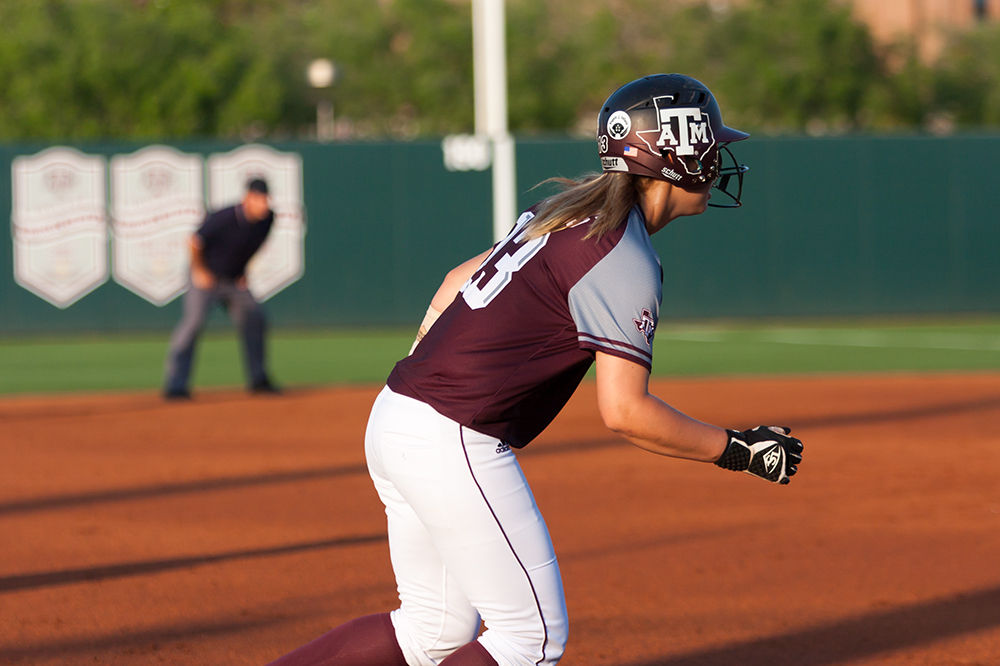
626 583 1000 665
0 613 300 663
0 463 369 516
0 533 385 594
0 438 626 518
794 395 1000 430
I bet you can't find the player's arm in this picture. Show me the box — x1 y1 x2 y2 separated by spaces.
595 351 726 461
188 234 216 290
595 352 803 483
409 249 492 353
429 249 492 311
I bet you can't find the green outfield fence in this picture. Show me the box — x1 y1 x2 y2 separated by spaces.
1 135 998 336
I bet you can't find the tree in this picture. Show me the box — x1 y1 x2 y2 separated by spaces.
302 0 475 137
931 22 1000 128
0 0 993 140
694 0 888 133
0 0 311 140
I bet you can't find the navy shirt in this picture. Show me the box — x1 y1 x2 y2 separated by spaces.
387 205 662 448
196 204 274 280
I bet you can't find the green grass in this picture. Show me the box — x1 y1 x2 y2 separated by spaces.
653 319 1000 375
1 318 998 395
0 329 414 395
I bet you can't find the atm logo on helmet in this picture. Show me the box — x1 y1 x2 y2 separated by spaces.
637 96 715 169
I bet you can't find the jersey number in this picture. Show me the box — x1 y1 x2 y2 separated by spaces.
462 214 548 310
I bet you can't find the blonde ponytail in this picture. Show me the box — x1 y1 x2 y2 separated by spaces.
523 172 642 241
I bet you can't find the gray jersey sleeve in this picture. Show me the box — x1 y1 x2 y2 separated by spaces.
567 210 662 369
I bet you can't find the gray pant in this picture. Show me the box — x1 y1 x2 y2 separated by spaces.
164 281 269 392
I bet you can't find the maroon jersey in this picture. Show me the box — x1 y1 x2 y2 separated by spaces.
387 206 662 448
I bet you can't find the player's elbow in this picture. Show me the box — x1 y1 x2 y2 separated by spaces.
599 396 639 436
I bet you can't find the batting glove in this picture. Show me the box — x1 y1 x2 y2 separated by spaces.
715 426 803 484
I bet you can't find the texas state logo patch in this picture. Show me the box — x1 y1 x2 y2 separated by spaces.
636 97 716 175
633 308 656 347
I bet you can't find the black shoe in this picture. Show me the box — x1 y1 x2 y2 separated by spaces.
250 380 281 395
163 388 191 400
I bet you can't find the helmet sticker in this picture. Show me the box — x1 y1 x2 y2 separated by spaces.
637 97 716 173
660 167 682 182
600 156 629 172
598 135 609 154
607 111 631 140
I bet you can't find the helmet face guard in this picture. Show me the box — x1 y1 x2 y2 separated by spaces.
597 74 750 207
708 145 749 208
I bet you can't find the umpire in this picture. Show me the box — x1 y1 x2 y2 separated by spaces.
163 178 279 399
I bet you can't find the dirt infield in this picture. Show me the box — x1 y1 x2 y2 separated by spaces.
1 373 999 665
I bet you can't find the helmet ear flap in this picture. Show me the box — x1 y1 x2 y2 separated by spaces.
671 146 719 184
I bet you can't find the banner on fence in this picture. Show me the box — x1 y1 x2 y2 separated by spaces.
10 147 108 308
110 146 205 305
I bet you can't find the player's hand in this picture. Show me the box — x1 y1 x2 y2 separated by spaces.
714 426 803 484
191 266 217 290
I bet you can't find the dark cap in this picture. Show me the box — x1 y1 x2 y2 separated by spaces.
247 178 269 195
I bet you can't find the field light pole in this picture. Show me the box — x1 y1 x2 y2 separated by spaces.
472 0 516 243
308 58 337 141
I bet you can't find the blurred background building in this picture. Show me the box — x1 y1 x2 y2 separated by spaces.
848 0 1000 61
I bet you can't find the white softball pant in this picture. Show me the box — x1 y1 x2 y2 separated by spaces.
365 386 568 666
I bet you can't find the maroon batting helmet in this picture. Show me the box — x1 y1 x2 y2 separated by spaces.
597 74 749 207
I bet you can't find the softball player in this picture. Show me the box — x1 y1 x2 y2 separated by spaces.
269 74 803 666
